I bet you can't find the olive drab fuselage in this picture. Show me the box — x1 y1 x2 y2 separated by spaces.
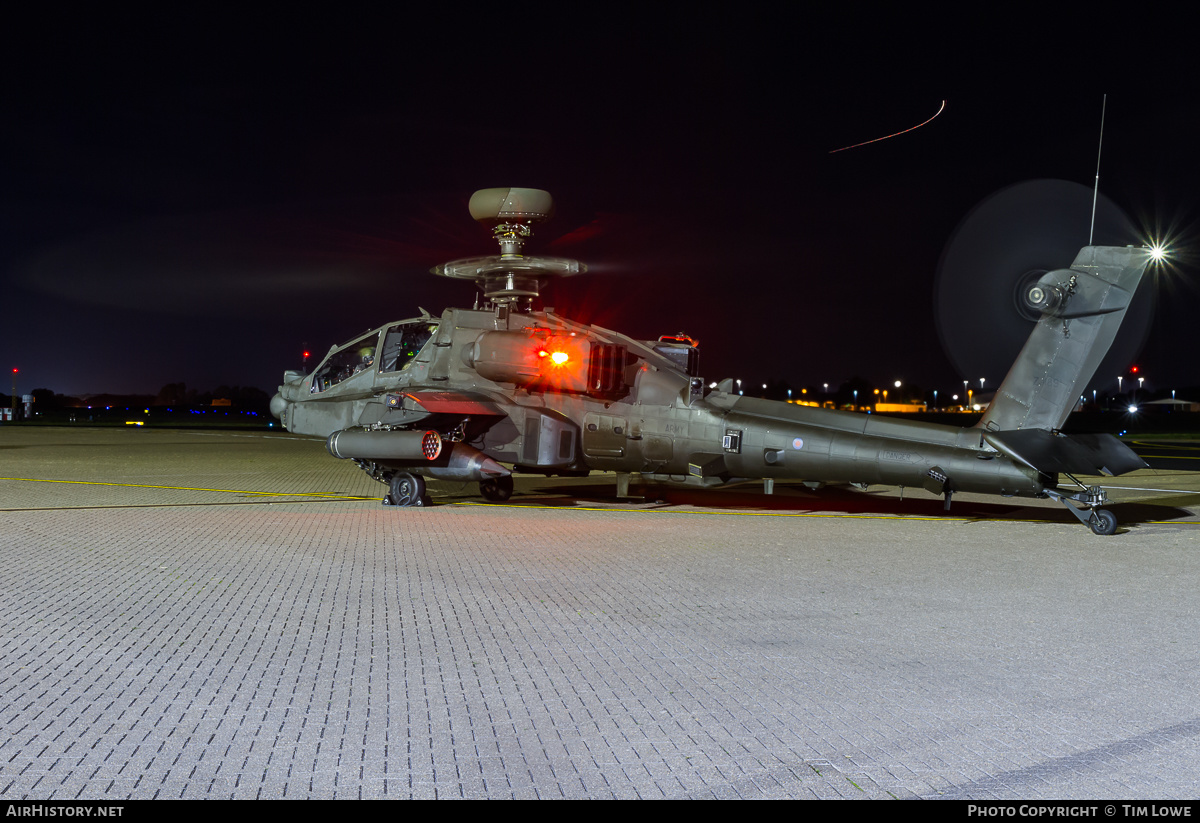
274 304 1045 499
270 186 1152 534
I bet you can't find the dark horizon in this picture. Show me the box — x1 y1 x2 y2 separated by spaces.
5 15 1199 402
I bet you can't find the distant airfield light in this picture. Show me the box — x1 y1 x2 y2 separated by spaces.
1128 405 1138 413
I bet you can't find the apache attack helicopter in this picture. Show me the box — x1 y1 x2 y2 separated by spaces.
270 187 1156 534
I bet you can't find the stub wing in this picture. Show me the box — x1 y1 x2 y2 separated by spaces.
399 389 507 416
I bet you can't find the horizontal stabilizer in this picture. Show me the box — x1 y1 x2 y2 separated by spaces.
984 430 1147 477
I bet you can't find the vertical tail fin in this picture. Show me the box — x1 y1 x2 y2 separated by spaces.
979 246 1151 433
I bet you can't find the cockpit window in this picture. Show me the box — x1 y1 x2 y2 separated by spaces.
310 332 380 393
378 322 437 373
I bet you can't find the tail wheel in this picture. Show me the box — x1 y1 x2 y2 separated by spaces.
1089 509 1117 536
388 473 427 507
479 475 514 502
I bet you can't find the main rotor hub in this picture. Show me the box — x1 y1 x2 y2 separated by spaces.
469 188 554 258
434 188 585 307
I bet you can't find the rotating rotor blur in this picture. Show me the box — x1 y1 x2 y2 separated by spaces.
433 188 586 307
935 179 1153 393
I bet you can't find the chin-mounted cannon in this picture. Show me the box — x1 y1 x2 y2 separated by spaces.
432 188 586 311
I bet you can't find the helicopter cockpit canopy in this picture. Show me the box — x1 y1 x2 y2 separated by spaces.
310 320 438 393
379 321 437 373
312 331 377 392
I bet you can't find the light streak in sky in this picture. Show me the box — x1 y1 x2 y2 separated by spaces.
829 99 946 154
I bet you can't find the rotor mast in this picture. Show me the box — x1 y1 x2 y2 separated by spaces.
433 188 585 311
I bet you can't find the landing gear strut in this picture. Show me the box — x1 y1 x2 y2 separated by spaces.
479 475 513 502
1044 485 1118 535
384 472 427 507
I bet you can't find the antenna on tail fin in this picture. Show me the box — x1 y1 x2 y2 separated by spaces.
1089 94 1107 246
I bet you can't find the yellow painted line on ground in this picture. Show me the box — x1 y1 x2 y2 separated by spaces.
0 476 377 500
1128 443 1200 451
1129 440 1200 449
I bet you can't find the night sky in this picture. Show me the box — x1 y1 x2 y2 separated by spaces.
5 13 1199 402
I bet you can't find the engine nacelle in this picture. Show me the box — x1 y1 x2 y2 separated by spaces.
465 330 592 392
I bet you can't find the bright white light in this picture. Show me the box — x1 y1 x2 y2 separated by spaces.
1128 404 1139 413
1150 244 1167 261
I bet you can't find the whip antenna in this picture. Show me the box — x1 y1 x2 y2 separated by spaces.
1089 94 1107 245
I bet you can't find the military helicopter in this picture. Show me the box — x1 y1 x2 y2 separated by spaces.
270 188 1156 535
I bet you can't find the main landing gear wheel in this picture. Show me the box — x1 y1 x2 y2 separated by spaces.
479 475 513 502
1089 509 1118 536
387 473 427 507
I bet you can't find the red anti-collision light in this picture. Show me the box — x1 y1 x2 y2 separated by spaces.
536 348 570 366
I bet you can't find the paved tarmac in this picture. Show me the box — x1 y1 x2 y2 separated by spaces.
2 426 1199 799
